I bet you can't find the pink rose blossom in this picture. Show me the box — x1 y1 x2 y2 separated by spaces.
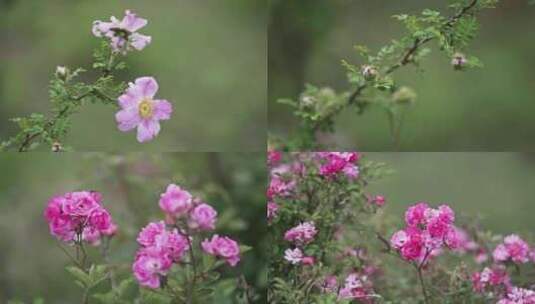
404 202 429 227
284 248 303 264
158 184 193 218
472 266 510 294
201 235 241 267
133 248 172 289
92 10 152 54
284 222 317 245
116 77 172 143
369 195 386 207
268 150 282 167
188 203 217 231
267 176 295 199
301 256 315 265
137 221 167 247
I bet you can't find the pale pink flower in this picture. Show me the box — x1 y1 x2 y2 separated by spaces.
188 203 217 231
284 248 303 264
201 235 241 267
158 184 193 218
390 230 408 249
116 77 172 143
92 10 152 53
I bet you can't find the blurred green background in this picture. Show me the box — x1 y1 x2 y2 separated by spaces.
0 153 267 303
366 152 535 233
269 0 535 151
0 0 266 151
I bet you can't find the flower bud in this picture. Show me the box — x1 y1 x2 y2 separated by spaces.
361 65 378 81
451 52 466 70
51 141 63 152
392 86 417 104
55 66 69 80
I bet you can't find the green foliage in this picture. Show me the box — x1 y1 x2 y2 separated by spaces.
1 41 126 152
271 0 500 150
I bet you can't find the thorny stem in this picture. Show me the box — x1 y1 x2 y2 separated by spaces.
15 51 119 152
348 0 479 106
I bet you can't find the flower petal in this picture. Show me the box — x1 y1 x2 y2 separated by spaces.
136 120 161 143
121 10 148 32
135 77 159 99
130 33 152 51
115 107 141 132
118 92 141 109
152 99 172 120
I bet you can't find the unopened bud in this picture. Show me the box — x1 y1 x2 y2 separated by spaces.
51 141 63 152
451 52 466 70
55 66 69 80
392 86 417 104
361 65 378 81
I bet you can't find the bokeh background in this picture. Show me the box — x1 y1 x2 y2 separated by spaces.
269 0 535 151
0 0 266 151
0 153 267 303
366 152 535 233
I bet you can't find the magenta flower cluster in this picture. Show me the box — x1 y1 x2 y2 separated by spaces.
133 221 190 288
92 10 173 143
44 191 117 246
283 221 317 265
316 152 360 179
390 202 459 263
133 184 240 289
471 233 535 302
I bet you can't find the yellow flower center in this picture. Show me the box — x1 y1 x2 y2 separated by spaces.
139 99 153 119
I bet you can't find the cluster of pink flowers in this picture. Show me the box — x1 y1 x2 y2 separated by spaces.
319 270 377 302
159 184 217 231
390 202 460 263
92 10 151 54
471 266 510 294
44 191 117 246
267 175 295 200
316 152 360 180
470 233 535 302
497 287 535 304
492 234 531 264
283 222 317 265
133 184 241 288
133 221 190 288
